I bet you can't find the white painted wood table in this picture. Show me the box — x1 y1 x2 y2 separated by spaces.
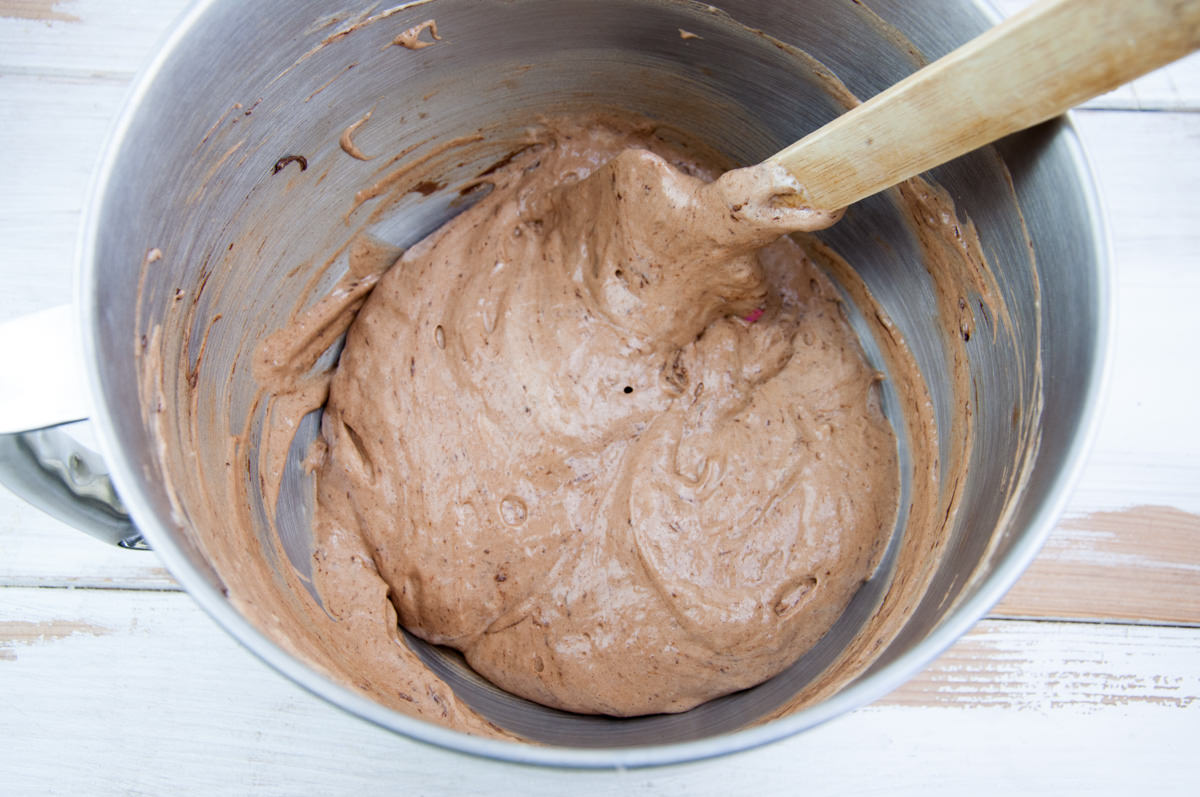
2 1 1198 793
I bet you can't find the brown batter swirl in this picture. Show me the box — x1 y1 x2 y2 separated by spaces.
314 120 899 715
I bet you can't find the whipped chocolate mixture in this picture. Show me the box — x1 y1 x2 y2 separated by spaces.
135 9 1039 739
313 119 899 715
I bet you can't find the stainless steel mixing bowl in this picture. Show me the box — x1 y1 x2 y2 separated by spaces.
15 0 1110 767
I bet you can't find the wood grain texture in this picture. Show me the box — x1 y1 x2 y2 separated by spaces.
0 0 184 77
0 73 126 323
1 588 1196 795
0 507 178 589
997 505 1200 623
995 0 1200 110
887 617 1200 708
0 0 79 23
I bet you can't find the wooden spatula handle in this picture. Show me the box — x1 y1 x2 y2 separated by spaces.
768 0 1200 210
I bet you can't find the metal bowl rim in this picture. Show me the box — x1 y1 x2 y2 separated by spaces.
76 0 1115 768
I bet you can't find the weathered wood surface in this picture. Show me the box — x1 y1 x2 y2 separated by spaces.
2 1 1198 793
1 588 1197 795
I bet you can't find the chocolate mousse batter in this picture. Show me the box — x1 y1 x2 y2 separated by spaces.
133 8 1042 740
313 119 899 715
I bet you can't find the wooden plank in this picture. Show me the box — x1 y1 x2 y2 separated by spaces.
0 73 126 321
888 614 1200 708
1066 451 1200 522
1 587 1197 794
0 73 127 214
1074 112 1200 279
996 505 1200 623
0 0 188 77
1067 274 1200 524
0 77 1194 291
1007 110 1200 625
0 486 178 589
0 0 1195 110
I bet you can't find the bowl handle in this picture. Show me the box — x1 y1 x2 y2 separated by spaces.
0 304 145 549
